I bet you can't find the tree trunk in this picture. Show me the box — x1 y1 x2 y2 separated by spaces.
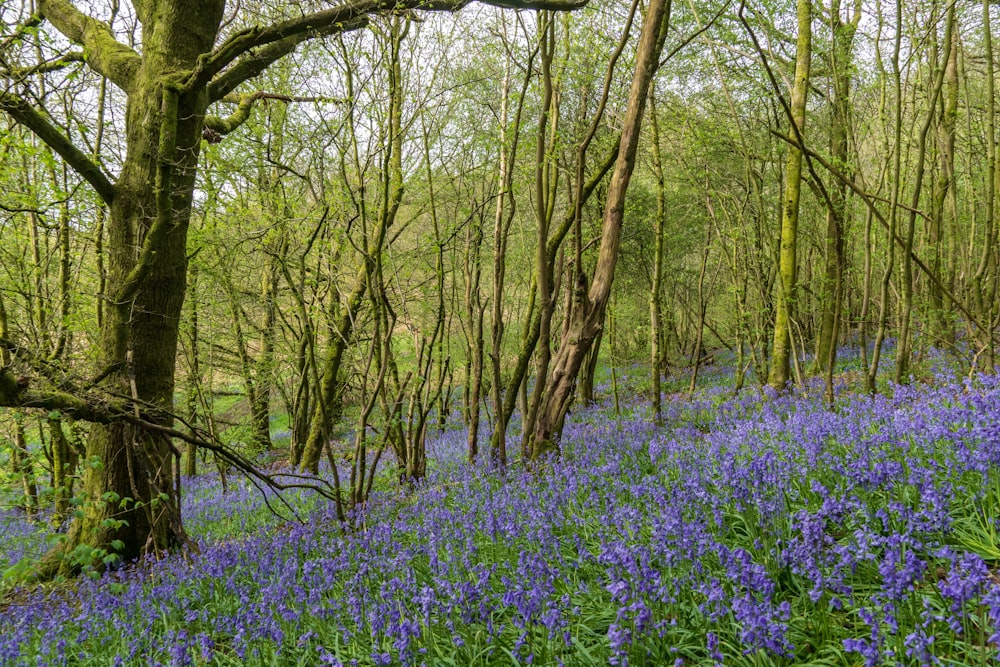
531 0 672 454
579 329 604 404
814 0 860 389
463 207 486 462
895 3 953 383
184 268 201 477
648 85 666 418
35 1 226 577
48 411 77 526
975 0 998 371
13 416 38 517
928 9 958 350
867 0 903 393
768 0 811 391
522 12 559 458
0 292 38 515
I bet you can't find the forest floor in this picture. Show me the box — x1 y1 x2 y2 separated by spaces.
2 355 1000 665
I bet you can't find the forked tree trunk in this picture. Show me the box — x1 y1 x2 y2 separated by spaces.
36 1 226 577
530 0 672 455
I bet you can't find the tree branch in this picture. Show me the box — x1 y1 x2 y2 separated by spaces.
0 364 343 516
36 0 140 93
190 5 380 97
477 0 588 9
206 18 370 102
203 91 345 139
0 366 110 422
198 0 586 101
0 52 85 80
202 92 259 136
0 91 115 205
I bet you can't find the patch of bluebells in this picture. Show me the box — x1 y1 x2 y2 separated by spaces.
0 505 50 570
3 370 1000 664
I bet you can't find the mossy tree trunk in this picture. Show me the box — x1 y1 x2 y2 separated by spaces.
767 0 811 391
48 411 77 526
974 0 999 371
38 1 227 575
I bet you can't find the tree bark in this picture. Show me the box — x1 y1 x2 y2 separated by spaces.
530 0 672 454
648 85 666 418
768 0 811 391
814 0 860 391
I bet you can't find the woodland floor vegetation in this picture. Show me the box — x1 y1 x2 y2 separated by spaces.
3 355 1000 666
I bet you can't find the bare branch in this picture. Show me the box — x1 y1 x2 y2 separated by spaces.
207 18 369 102
0 362 343 516
36 0 140 93
0 91 115 205
198 0 586 101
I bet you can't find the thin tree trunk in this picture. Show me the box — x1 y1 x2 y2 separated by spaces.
648 85 666 418
0 293 36 515
48 412 76 526
895 2 953 383
488 48 524 467
522 12 558 458
928 10 958 350
768 0 812 391
815 0 860 394
689 200 713 393
975 0 998 371
867 0 903 393
184 268 200 477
